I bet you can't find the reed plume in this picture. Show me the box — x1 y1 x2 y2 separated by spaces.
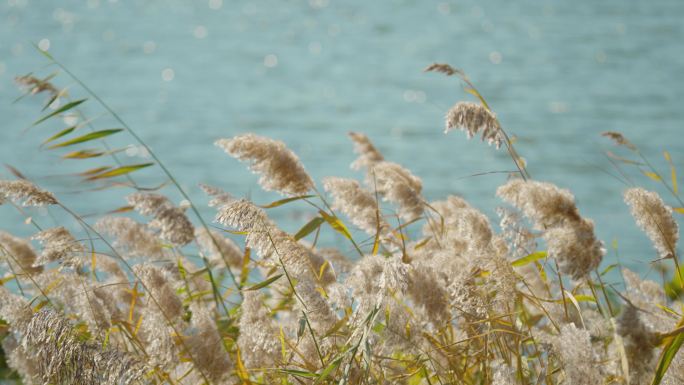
445 101 504 149
0 179 57 206
624 187 679 260
31 226 84 266
96 216 164 259
216 134 314 196
323 176 391 239
372 161 425 222
498 179 603 279
127 193 195 246
348 131 384 170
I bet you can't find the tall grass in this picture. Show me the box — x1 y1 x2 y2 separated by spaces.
0 56 683 385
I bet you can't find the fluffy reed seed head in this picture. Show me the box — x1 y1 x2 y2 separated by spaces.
544 219 604 280
22 309 145 385
498 179 603 279
185 304 233 382
0 179 57 206
497 179 580 230
617 305 659 384
445 102 504 149
237 291 280 369
323 177 391 238
215 198 316 278
31 226 84 266
349 132 385 171
551 323 602 385
372 161 424 221
194 227 243 268
127 193 194 246
0 286 33 329
215 134 313 196
0 231 42 275
96 216 164 259
624 188 679 260
134 264 184 320
199 183 234 208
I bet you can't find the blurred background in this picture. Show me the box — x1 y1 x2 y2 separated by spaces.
1 0 683 276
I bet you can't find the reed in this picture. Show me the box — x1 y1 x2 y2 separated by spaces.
0 58 683 385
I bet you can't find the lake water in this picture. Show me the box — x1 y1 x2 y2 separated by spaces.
1 0 683 278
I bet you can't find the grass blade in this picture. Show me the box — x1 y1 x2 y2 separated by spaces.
47 128 122 149
41 125 76 146
33 99 87 126
511 251 547 267
652 316 684 384
244 274 283 291
258 194 316 209
84 163 154 180
294 216 325 240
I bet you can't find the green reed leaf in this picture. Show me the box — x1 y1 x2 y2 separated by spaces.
42 125 76 146
314 356 344 384
652 316 684 384
63 149 106 159
244 274 283 291
294 216 325 240
511 251 547 267
33 99 87 126
47 128 122 149
84 163 154 180
258 194 315 209
319 210 353 240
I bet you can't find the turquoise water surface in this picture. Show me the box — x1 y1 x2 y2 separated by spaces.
1 0 683 277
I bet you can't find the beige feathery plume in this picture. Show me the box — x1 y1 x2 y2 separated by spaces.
322 177 392 239
215 198 273 257
22 309 145 385
0 179 58 206
127 193 194 246
617 305 659 385
435 197 494 254
237 291 280 369
496 206 537 259
0 231 42 275
445 102 504 149
372 161 424 221
497 179 603 279
194 227 243 268
2 335 39 384
215 134 313 196
134 264 184 320
199 183 234 208
349 132 385 171
551 323 602 385
497 179 580 230
31 227 84 266
96 216 164 259
545 219 603 280
185 303 233 382
215 198 317 280
408 264 449 324
0 286 33 329
624 188 679 260
294 279 337 334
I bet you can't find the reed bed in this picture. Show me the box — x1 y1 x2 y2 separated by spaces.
1 57 683 385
